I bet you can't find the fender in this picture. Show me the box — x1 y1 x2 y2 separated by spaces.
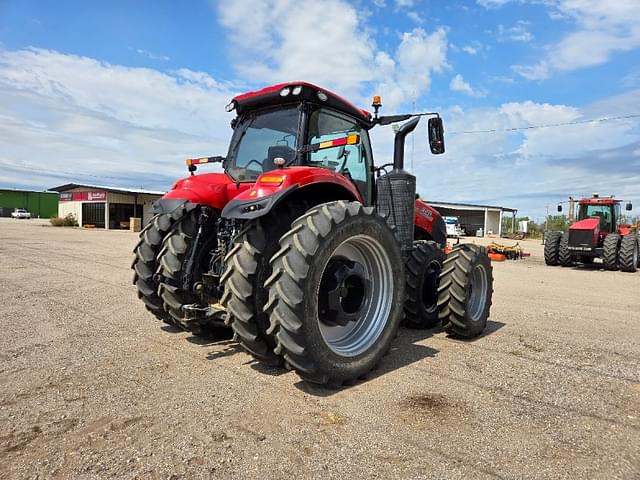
415 199 447 247
153 172 251 215
221 166 362 220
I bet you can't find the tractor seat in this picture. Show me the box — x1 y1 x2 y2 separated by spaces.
263 145 296 172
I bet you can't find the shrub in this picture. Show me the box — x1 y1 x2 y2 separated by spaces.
50 213 78 227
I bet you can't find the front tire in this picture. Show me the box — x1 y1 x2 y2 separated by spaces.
603 233 620 271
438 244 493 339
544 231 562 266
558 232 573 267
264 201 405 386
619 234 638 273
404 240 445 329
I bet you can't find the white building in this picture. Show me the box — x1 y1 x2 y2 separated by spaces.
50 183 164 230
426 200 518 237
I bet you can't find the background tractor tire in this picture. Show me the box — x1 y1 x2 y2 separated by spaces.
132 213 175 324
221 204 308 366
157 204 221 335
558 232 574 267
438 244 493 339
544 231 562 266
264 201 405 387
603 233 620 271
619 234 639 273
404 240 445 329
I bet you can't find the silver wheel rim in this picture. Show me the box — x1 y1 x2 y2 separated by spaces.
468 264 488 322
317 234 394 357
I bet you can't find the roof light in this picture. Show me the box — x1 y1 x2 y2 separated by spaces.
225 101 235 112
372 95 382 107
292 85 302 95
280 87 291 97
317 91 328 102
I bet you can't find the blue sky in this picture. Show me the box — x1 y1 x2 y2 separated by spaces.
1 0 639 220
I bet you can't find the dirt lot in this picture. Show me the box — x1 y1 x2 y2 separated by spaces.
0 218 639 479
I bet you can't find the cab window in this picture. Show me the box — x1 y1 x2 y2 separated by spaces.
307 108 372 203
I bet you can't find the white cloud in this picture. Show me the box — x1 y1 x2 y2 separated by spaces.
217 0 375 98
512 0 640 79
0 48 238 190
135 48 170 61
407 11 424 24
497 21 533 43
449 74 486 97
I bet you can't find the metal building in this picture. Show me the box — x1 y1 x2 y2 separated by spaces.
0 188 59 218
49 183 164 230
426 200 518 237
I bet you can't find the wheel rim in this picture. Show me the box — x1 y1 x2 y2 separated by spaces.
317 235 394 357
421 259 441 314
468 264 488 322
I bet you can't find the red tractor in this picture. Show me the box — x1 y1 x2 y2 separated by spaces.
545 194 638 272
132 82 493 386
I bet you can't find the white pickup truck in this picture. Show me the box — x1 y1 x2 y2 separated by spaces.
11 208 31 219
444 216 463 238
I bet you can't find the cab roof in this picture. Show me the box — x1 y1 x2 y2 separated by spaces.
578 197 621 205
231 82 372 126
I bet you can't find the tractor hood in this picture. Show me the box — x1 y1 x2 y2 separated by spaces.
569 218 599 231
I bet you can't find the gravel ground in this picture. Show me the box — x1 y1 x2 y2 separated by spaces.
1 218 639 479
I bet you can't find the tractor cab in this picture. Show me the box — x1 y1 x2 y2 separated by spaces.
186 82 444 210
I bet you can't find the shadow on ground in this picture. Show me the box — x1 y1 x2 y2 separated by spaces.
295 319 506 397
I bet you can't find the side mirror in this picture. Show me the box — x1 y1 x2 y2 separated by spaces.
428 117 445 155
557 204 562 213
626 202 633 211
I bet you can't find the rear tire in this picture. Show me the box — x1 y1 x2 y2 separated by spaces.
603 233 620 271
132 213 175 324
157 204 221 334
404 240 445 329
558 232 573 267
438 244 493 339
619 234 638 273
264 201 405 386
221 204 308 366
544 231 562 266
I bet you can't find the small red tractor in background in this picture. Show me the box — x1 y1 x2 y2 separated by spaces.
132 82 494 386
545 194 638 272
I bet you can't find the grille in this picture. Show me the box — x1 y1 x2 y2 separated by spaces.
569 229 593 248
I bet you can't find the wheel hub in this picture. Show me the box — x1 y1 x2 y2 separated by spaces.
319 257 369 327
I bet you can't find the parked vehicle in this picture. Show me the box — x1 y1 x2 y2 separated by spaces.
11 208 31 219
444 216 463 237
545 194 638 272
132 82 494 385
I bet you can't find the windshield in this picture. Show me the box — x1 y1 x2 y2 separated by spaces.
225 106 300 182
578 204 613 231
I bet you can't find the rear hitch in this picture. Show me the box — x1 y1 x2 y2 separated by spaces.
182 303 227 322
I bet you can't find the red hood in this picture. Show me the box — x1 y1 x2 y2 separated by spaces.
570 218 600 231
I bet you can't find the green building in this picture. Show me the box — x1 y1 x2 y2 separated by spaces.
0 188 59 218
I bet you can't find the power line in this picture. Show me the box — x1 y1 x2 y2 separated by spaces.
448 113 640 135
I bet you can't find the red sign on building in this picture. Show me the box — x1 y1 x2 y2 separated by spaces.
59 191 106 202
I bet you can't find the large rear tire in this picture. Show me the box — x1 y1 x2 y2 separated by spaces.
264 201 405 386
603 233 620 271
438 244 493 339
157 205 222 334
132 213 175 324
558 232 573 267
404 240 445 329
221 205 308 366
619 234 638 273
544 231 562 266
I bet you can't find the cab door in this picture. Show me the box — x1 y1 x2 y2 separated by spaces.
306 107 374 205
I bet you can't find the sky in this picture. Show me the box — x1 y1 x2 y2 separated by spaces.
0 0 639 221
